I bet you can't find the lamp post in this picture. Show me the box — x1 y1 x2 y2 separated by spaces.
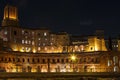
70 54 77 72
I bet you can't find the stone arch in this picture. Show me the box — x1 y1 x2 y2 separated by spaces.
41 65 47 72
22 58 25 63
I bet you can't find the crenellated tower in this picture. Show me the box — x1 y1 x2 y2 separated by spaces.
2 5 19 26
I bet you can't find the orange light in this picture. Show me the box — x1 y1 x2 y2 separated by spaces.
70 54 77 61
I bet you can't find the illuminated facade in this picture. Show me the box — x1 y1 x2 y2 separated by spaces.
70 35 107 52
1 26 107 53
0 51 119 72
0 5 120 73
0 5 107 53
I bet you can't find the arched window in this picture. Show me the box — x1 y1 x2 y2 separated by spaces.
84 58 86 62
57 59 60 63
22 58 25 62
1 57 3 62
17 58 20 62
5 58 7 62
52 59 55 63
42 59 45 63
114 66 119 72
113 56 118 65
32 58 35 63
8 58 11 62
13 58 15 62
61 59 64 63
37 58 40 63
91 58 94 62
108 60 112 67
66 59 69 63
47 59 50 63
79 58 82 63
27 58 29 63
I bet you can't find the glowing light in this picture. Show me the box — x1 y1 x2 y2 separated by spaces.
33 49 36 53
41 68 47 72
95 46 98 51
13 45 18 51
90 65 96 72
51 69 56 72
60 68 66 72
9 16 16 20
20 47 24 52
20 49 24 52
70 54 77 61
26 47 31 52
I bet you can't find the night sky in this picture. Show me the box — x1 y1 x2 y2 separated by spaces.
0 0 120 37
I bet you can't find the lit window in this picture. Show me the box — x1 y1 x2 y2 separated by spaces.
22 30 24 34
52 38 53 40
26 47 31 52
50 43 53 45
29 40 31 44
45 38 47 40
32 32 34 35
38 38 41 40
4 31 7 34
114 45 115 47
3 38 8 41
44 47 47 50
38 47 41 51
116 45 118 47
22 47 24 51
80 45 84 51
114 66 119 72
51 47 54 50
43 43 45 46
108 60 112 67
32 41 35 45
26 47 28 50
113 56 118 65
33 49 36 53
25 36 28 38
44 32 47 36
22 40 24 44
25 40 28 44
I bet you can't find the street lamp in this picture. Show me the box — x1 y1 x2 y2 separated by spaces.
70 54 76 62
69 54 77 72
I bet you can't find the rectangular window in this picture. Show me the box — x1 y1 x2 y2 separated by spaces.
43 43 45 46
22 30 24 34
32 41 34 45
44 32 47 36
38 38 41 40
38 47 41 51
25 40 28 44
22 40 24 44
29 40 31 44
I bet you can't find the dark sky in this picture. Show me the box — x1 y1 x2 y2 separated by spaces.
0 0 120 37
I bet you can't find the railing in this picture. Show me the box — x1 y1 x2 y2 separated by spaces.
2 68 117 73
52 68 114 72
